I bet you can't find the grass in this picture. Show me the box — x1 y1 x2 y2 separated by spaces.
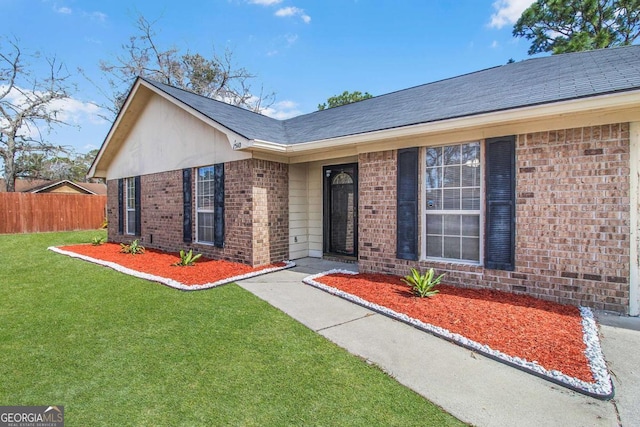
0 230 464 426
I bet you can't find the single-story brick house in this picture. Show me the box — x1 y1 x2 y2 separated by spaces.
89 46 640 315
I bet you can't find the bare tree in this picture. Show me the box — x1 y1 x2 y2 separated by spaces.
0 37 74 192
97 15 274 117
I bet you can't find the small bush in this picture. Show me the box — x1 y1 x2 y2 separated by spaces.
120 239 145 255
401 268 444 298
172 249 202 267
91 236 105 246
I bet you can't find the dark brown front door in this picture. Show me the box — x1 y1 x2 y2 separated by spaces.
323 163 358 257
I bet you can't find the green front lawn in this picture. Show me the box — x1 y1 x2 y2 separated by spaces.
0 230 464 426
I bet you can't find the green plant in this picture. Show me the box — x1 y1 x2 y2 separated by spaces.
91 236 105 246
120 239 145 255
172 249 202 267
401 268 444 298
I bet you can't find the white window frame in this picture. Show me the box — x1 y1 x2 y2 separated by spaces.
125 177 136 235
196 166 215 245
420 142 484 265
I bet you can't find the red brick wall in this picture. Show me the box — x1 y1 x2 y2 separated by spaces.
252 159 289 265
106 158 289 267
358 124 631 313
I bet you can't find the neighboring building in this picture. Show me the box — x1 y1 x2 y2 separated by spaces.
0 179 106 195
89 46 640 315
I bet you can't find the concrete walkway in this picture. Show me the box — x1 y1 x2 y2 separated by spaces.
237 258 640 427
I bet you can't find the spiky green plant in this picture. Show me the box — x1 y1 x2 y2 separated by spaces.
401 268 444 298
172 249 202 267
120 239 145 255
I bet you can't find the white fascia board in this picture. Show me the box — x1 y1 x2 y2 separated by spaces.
243 90 640 155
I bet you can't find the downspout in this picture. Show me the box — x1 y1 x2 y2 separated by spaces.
629 122 640 316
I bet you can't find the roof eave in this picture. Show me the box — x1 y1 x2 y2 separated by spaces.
242 90 640 157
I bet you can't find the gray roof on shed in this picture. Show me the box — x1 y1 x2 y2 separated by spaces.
143 45 640 145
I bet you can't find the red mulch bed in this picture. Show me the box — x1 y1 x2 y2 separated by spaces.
315 272 594 383
59 243 285 286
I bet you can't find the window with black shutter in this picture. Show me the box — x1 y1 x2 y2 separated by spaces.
484 136 516 271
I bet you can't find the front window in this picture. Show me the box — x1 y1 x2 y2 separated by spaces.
425 142 481 262
196 166 215 244
125 177 136 235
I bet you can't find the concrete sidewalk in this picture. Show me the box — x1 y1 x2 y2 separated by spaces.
237 258 639 427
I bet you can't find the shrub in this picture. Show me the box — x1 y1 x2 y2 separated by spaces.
172 249 202 267
120 239 145 255
401 268 444 298
91 236 105 246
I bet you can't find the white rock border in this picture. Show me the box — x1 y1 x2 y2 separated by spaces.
303 269 614 400
48 246 295 291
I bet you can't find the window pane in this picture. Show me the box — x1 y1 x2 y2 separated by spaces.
198 212 214 243
461 188 480 210
443 189 460 209
426 147 442 167
444 236 461 259
462 142 480 164
443 145 460 165
443 166 460 188
426 189 441 210
127 211 135 235
462 215 480 237
461 237 480 261
425 167 441 190
462 164 481 187
426 214 443 235
443 215 460 235
427 235 442 258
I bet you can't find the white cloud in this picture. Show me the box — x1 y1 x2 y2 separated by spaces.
261 99 302 120
85 11 107 22
275 6 311 23
248 0 282 5
50 98 107 126
0 85 108 142
491 40 499 48
489 0 535 29
54 6 72 14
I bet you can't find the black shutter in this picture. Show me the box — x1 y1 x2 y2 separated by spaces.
397 148 419 260
134 175 141 236
213 163 225 248
182 168 193 243
485 136 516 271
117 178 124 234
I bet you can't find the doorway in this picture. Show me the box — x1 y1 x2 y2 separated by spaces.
323 163 358 258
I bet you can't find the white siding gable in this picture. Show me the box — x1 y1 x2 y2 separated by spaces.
107 94 250 179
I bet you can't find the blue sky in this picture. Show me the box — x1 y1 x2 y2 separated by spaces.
1 0 537 155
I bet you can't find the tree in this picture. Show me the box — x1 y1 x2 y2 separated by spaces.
96 15 273 117
16 149 99 182
0 37 74 192
514 0 640 55
317 90 373 110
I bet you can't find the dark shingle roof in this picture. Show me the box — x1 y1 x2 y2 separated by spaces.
143 45 640 145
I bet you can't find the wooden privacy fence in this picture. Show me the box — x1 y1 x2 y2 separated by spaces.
0 193 107 234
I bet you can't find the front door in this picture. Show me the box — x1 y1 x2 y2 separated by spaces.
323 163 358 257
